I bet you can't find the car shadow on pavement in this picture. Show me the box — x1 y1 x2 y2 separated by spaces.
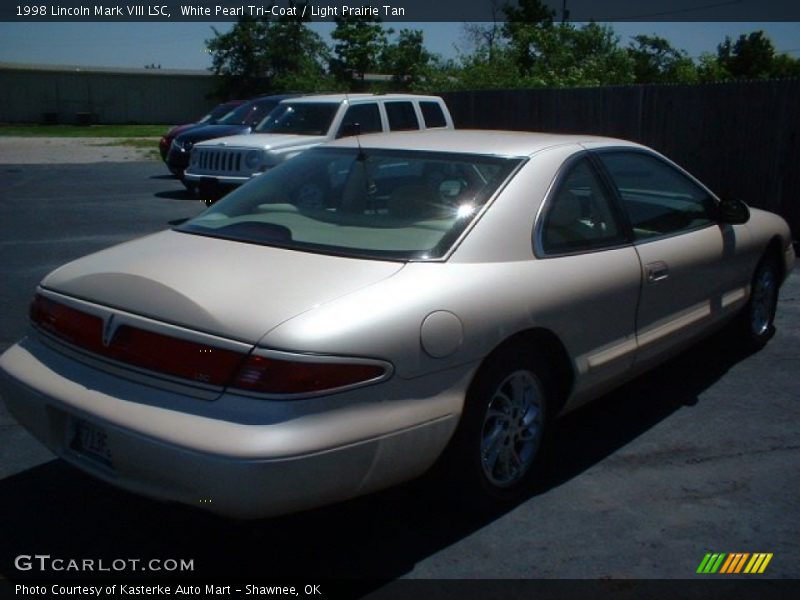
0 326 758 585
154 189 199 201
537 325 758 491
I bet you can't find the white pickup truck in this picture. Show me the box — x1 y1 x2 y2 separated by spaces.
183 93 454 199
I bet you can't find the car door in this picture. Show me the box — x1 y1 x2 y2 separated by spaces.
593 148 751 366
335 102 383 138
536 153 641 399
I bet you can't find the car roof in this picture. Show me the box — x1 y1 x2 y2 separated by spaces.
324 129 644 157
280 93 444 105
248 93 301 104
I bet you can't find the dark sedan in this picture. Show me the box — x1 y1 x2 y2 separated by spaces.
158 100 243 164
166 94 299 182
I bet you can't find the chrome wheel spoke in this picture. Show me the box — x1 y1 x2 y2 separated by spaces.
479 369 545 488
522 404 540 425
485 405 510 421
482 422 506 455
483 443 503 474
507 447 523 473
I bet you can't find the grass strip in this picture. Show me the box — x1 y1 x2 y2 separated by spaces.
0 124 168 137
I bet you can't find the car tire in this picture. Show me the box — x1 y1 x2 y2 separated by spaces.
444 346 553 507
736 253 780 351
179 176 195 194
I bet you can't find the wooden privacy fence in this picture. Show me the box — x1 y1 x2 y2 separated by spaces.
440 79 800 238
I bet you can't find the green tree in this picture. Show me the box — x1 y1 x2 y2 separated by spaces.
330 15 392 90
409 55 462 93
697 30 800 81
207 15 272 97
501 0 556 77
771 52 800 78
445 21 634 90
512 23 634 87
206 3 330 97
696 51 731 82
461 0 505 62
561 23 634 85
489 2 634 87
627 34 698 84
380 29 434 90
717 31 776 79
449 46 522 90
262 5 331 91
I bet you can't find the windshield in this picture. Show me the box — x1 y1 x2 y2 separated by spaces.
219 99 280 126
255 102 339 135
200 101 240 125
177 147 522 260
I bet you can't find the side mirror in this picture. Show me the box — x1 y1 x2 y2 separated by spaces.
718 197 750 225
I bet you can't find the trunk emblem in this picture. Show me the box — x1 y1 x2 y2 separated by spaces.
102 314 117 347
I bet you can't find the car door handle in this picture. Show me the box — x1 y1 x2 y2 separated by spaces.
646 261 670 283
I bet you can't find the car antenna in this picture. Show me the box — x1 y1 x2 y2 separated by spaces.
355 124 366 162
344 90 367 162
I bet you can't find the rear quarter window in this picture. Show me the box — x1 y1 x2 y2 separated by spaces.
420 102 447 128
385 102 420 131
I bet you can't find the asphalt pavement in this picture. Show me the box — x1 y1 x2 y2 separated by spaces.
0 160 798 589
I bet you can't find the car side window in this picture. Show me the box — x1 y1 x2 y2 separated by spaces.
420 101 447 128
597 151 717 241
541 158 626 255
337 103 382 137
385 101 420 131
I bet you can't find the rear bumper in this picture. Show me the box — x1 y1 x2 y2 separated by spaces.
0 337 464 518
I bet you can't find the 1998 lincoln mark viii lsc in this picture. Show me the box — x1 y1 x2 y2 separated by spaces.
0 130 794 517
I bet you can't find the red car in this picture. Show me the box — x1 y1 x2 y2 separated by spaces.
158 100 243 167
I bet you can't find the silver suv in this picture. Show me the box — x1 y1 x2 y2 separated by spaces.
183 93 454 199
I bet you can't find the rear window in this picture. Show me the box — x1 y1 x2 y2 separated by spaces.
255 103 339 135
385 102 420 131
420 101 447 128
177 147 521 261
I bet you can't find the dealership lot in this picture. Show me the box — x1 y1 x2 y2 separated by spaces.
0 157 798 581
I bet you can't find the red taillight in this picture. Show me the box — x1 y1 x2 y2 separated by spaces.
30 294 245 386
30 294 104 353
30 294 389 395
106 326 246 386
231 355 387 395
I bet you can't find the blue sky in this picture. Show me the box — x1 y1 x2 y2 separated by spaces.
0 21 798 70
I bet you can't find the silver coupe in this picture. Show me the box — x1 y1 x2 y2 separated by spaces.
0 130 794 517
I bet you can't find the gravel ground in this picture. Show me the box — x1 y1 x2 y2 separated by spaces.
0 136 158 163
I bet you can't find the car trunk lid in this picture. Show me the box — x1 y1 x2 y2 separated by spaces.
41 229 404 345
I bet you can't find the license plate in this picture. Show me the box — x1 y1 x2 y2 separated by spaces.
69 418 113 468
